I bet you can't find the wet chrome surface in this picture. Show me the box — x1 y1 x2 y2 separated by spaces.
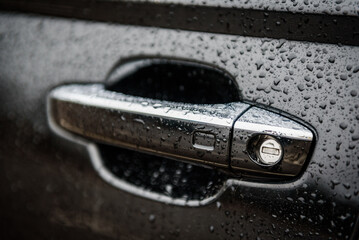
49 84 249 168
49 83 314 181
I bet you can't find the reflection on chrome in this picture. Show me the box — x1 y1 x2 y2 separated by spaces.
48 83 314 205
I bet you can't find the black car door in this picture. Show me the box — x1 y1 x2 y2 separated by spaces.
0 1 358 239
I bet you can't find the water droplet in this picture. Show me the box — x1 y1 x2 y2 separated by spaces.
340 74 347 81
153 103 162 108
149 214 156 223
339 122 347 130
297 84 305 91
328 56 336 63
306 64 314 71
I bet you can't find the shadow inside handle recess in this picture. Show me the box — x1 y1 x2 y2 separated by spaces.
100 57 241 201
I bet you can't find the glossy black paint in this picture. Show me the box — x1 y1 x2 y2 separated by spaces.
1 0 359 46
0 2 358 239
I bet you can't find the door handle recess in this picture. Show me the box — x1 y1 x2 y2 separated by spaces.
49 84 314 179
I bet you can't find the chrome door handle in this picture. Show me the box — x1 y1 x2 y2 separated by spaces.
48 84 314 179
49 84 249 168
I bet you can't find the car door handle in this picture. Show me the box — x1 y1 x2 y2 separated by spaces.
48 84 314 179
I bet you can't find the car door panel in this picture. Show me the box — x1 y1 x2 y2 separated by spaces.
0 2 358 239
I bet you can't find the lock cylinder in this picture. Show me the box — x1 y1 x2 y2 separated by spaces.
230 107 313 179
258 138 283 165
246 135 283 166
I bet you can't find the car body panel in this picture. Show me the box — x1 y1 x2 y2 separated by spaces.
0 3 358 239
